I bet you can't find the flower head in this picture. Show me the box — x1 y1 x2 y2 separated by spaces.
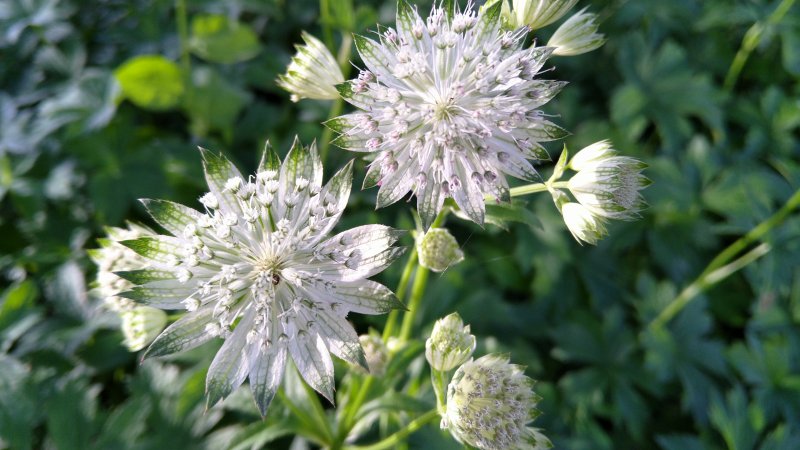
505 0 578 30
560 201 607 245
358 333 389 376
89 223 155 312
121 306 168 351
277 32 345 102
118 138 405 415
547 8 605 56
426 312 476 371
443 354 551 450
417 228 464 272
328 1 567 228
567 141 649 220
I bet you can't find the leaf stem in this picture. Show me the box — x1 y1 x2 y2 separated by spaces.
723 0 796 91
509 181 568 197
650 187 800 329
343 409 439 450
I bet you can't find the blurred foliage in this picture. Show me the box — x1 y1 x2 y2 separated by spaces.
1 0 799 448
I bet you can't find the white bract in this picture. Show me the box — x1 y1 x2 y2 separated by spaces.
89 223 155 312
560 201 607 245
417 228 464 272
277 32 345 102
426 312 476 371
117 138 405 415
443 354 551 450
359 333 389 376
504 0 578 30
547 8 605 56
328 0 567 228
120 306 168 351
567 140 649 220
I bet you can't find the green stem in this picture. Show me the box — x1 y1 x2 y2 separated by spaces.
277 389 333 446
430 369 449 416
724 0 796 91
320 35 353 163
382 250 419 342
650 243 771 330
175 0 190 74
319 0 335 49
343 409 439 450
508 181 568 198
650 186 800 328
337 375 375 445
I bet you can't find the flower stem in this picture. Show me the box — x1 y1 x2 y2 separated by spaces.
319 0 335 50
343 409 439 450
509 181 569 197
723 0 796 91
382 249 418 342
650 187 800 329
175 0 190 74
336 375 375 446
320 35 353 163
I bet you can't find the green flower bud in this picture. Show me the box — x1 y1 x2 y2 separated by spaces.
358 333 389 376
277 32 344 102
547 8 606 56
426 313 476 372
417 228 464 273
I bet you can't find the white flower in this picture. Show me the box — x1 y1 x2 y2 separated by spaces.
547 8 605 56
277 31 345 102
118 137 405 416
443 354 551 450
505 0 578 30
120 306 168 351
328 1 567 228
425 313 475 372
567 141 649 220
560 201 607 245
89 223 155 312
358 333 389 376
417 228 464 272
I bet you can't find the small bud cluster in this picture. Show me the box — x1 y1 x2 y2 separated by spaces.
552 141 649 244
277 32 345 102
443 354 550 450
548 7 605 56
417 228 464 273
425 313 475 371
359 333 389 376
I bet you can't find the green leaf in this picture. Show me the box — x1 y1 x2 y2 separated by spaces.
114 55 185 111
189 14 261 64
183 66 251 136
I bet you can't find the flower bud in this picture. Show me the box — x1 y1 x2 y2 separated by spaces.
547 8 605 56
506 0 578 30
358 333 389 376
417 228 464 273
560 202 607 245
277 31 345 102
426 313 476 372
566 140 615 171
120 306 168 352
443 354 551 450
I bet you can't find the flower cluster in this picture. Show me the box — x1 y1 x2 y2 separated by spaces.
547 7 605 56
443 354 551 450
425 312 475 371
117 138 405 415
90 223 168 351
553 141 649 244
328 0 567 227
417 228 464 272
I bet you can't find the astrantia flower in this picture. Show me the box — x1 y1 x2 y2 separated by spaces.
277 32 345 102
89 223 155 312
117 138 405 415
560 201 607 244
566 140 649 220
426 312 475 371
327 1 567 228
504 0 578 30
443 354 551 450
120 306 168 351
358 333 389 376
547 8 605 56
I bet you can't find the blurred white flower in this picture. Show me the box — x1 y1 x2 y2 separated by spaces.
443 354 551 450
560 201 607 245
328 1 567 227
358 333 389 376
120 306 168 351
118 137 405 415
547 8 605 56
505 0 578 30
277 32 344 102
417 228 464 273
426 313 476 372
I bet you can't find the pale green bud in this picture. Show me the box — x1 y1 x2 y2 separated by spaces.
358 333 389 376
417 228 464 273
506 0 578 30
121 306 168 352
426 313 476 372
547 8 606 56
560 202 607 245
443 354 551 450
277 31 344 102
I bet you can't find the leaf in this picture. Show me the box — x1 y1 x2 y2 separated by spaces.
183 66 251 136
114 55 184 111
189 14 261 64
